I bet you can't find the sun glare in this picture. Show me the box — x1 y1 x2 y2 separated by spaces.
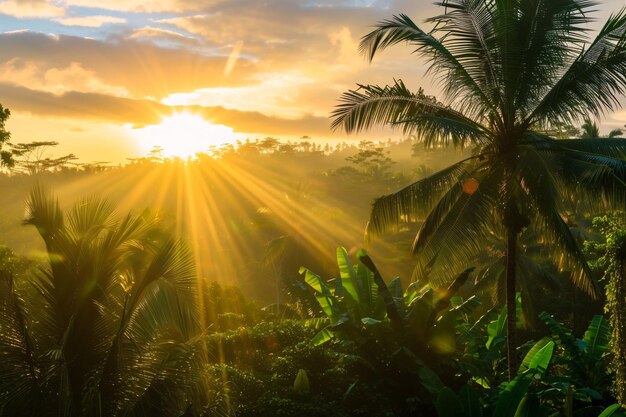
131 112 238 159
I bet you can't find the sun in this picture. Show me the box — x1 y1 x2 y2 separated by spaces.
131 112 238 159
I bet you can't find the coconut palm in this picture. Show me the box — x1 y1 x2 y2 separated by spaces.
580 117 623 138
0 186 218 417
331 1 626 379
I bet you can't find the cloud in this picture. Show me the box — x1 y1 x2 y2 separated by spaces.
60 0 221 13
0 0 64 18
162 72 321 118
0 31 257 99
54 15 127 27
128 26 196 42
154 2 428 61
0 59 131 96
0 4 436 136
0 82 333 137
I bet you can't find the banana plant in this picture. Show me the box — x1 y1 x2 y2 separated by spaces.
456 294 525 390
434 338 556 417
538 312 612 402
299 247 388 345
454 314 613 417
300 247 477 349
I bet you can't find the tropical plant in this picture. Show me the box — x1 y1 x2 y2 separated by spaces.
299 247 475 349
435 337 556 417
438 312 615 417
599 404 626 417
0 186 217 417
331 0 626 379
580 118 623 139
298 247 397 346
538 313 613 409
592 214 626 405
0 103 13 168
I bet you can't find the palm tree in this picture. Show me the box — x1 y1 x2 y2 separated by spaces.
0 186 216 416
331 1 626 379
580 117 623 138
580 118 600 139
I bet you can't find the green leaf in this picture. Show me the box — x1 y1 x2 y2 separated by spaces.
336 247 360 304
293 369 310 393
418 366 445 396
599 404 626 417
519 337 554 373
487 306 506 350
512 393 544 417
539 312 579 358
527 341 554 376
493 374 532 417
300 266 324 294
450 296 464 307
435 387 465 417
449 295 481 318
582 315 611 360
355 261 375 313
341 380 358 404
387 276 404 316
303 317 331 331
301 267 341 320
311 328 334 346
361 317 382 326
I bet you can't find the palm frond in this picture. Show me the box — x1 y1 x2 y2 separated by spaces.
556 150 626 209
550 137 626 159
411 163 505 286
23 184 63 248
0 271 41 413
129 238 196 311
113 282 205 415
366 155 480 237
65 195 114 238
331 80 487 147
510 0 597 114
524 136 626 210
528 8 626 126
514 146 598 297
359 13 496 117
428 0 501 104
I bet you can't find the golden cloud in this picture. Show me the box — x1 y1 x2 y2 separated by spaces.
0 82 333 137
0 31 257 99
0 0 64 18
54 15 127 27
0 58 131 96
128 26 196 42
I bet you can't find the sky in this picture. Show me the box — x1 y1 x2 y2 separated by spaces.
1 0 625 163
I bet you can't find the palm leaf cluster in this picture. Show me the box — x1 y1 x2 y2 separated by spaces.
332 0 626 296
0 186 219 417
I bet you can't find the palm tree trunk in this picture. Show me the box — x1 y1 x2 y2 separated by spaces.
505 227 518 381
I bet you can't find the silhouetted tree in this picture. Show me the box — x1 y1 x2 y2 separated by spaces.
0 104 14 168
11 141 77 175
